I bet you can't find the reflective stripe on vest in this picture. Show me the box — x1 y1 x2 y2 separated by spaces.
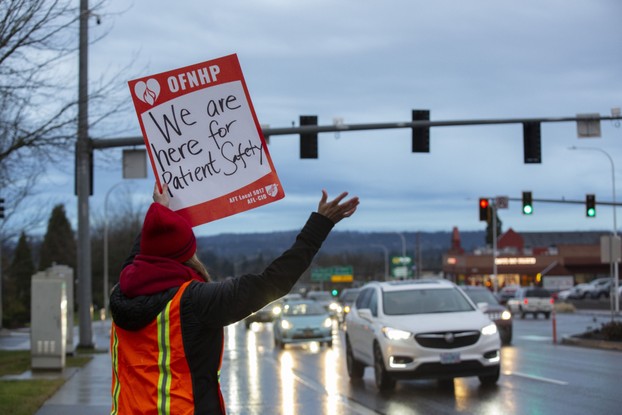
110 281 194 415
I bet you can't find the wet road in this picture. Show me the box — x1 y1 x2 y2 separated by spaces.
3 311 620 414
221 311 622 415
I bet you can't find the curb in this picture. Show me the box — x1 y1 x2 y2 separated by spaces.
560 335 622 352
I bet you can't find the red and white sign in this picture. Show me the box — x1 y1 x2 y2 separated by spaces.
128 54 284 227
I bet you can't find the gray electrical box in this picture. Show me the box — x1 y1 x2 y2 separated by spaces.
31 268 69 370
46 265 75 354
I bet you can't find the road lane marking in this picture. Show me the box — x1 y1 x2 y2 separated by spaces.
267 355 381 415
290 370 381 415
518 335 552 342
504 371 569 385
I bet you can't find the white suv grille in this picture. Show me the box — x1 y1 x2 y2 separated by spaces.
415 330 480 349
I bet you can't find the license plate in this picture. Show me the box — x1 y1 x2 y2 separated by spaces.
440 352 461 364
303 329 314 338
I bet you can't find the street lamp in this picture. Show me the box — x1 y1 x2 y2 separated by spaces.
568 146 619 314
394 232 406 258
371 244 389 281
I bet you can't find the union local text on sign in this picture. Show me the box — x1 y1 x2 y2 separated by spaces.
128 54 284 227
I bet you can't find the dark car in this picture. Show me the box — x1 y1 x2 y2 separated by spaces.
460 286 513 345
243 300 282 329
307 291 341 319
497 285 520 305
338 288 361 322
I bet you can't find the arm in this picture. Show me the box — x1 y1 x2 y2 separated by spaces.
191 190 359 327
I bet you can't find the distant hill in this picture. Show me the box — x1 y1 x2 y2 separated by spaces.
197 229 486 259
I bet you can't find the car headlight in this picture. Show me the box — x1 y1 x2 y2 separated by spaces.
501 310 512 320
329 302 341 312
323 317 332 328
280 320 292 330
381 326 412 341
481 323 498 336
272 306 282 316
343 305 351 314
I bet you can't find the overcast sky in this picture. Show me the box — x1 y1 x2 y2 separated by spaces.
42 0 622 238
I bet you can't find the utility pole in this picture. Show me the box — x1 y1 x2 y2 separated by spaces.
492 201 498 294
371 244 389 281
77 0 93 348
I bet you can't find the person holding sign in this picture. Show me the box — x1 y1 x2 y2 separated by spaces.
109 183 359 415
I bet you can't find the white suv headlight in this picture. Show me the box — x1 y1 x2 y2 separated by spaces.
280 320 292 330
481 323 498 336
381 326 412 341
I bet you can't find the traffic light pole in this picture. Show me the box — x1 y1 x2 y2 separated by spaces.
76 0 94 348
492 201 498 294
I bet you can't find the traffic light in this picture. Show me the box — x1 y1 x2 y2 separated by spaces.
479 198 490 221
522 191 533 215
523 122 541 164
586 194 596 217
412 109 430 153
300 115 318 159
331 289 339 297
0 198 4 219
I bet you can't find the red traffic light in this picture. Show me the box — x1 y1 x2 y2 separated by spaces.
479 198 490 221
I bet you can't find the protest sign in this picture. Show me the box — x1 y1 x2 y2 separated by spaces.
128 54 284 227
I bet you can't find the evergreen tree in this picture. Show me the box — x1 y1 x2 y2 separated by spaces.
4 232 35 326
39 204 76 271
485 211 503 247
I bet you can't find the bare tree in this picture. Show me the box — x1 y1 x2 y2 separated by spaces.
1 1 81 170
0 0 133 236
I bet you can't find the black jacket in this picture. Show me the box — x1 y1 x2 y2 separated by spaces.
110 212 334 414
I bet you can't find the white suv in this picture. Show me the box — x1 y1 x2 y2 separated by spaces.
344 279 501 390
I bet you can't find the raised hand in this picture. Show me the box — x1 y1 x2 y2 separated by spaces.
317 190 360 224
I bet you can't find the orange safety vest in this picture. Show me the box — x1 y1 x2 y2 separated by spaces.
110 281 198 415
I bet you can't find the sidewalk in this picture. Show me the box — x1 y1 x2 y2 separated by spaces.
35 319 112 415
34 352 111 415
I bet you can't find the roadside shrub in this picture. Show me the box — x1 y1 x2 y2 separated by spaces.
554 302 576 313
600 321 622 341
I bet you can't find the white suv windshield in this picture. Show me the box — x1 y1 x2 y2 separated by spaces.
383 288 475 315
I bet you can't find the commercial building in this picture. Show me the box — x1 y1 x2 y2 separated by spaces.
442 227 613 290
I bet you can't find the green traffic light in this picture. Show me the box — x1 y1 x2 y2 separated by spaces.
521 191 533 215
331 289 338 296
586 194 596 217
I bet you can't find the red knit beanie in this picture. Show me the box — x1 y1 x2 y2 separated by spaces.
140 203 196 263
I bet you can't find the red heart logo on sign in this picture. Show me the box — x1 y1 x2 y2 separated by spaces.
134 78 161 105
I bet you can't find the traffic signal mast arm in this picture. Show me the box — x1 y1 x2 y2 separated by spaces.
508 196 621 206
90 114 622 149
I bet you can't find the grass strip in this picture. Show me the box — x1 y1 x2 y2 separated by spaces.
0 350 93 415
